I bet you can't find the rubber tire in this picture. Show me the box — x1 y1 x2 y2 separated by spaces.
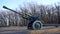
32 20 43 30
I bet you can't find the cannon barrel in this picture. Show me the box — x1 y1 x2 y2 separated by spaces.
3 6 33 21
3 6 22 15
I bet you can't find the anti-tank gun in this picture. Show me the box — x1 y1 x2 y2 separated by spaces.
3 6 43 30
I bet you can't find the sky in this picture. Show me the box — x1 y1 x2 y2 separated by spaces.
0 0 60 10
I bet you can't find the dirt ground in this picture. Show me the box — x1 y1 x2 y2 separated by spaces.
0 26 60 34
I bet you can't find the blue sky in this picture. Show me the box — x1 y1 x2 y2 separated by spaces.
0 0 60 10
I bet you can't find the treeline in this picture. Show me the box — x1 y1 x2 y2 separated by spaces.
0 3 60 27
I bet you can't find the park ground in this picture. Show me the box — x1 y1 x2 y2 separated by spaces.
0 26 60 34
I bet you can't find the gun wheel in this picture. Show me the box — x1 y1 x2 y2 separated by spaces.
32 20 43 30
27 23 33 30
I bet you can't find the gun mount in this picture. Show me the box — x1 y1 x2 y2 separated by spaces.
3 6 40 21
3 6 43 30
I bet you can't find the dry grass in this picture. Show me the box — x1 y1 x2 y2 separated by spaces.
29 28 60 34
